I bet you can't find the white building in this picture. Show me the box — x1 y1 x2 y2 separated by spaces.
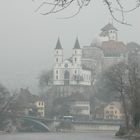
70 101 90 116
53 38 91 86
104 101 124 120
34 101 45 117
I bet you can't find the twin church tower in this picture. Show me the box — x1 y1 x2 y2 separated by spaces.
53 38 91 86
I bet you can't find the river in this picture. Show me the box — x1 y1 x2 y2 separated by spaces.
0 131 124 140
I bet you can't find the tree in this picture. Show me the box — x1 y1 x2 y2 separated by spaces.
0 84 12 117
39 70 53 88
38 69 53 96
104 62 129 130
33 0 140 25
127 50 140 128
0 84 18 131
104 49 140 130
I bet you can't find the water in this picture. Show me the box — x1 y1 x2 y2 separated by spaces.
0 132 122 140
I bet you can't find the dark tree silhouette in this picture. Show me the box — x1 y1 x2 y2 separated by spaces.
33 0 140 24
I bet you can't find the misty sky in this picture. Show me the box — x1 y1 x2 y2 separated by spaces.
0 0 140 93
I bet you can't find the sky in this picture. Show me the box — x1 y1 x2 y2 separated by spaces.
0 0 140 94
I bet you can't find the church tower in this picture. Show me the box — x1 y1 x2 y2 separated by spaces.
100 23 118 41
54 38 63 65
54 38 63 85
72 38 82 66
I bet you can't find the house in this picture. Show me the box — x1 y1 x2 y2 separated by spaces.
104 101 124 120
16 88 45 117
34 100 45 117
70 101 90 120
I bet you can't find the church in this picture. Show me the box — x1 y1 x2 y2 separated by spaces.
53 38 91 86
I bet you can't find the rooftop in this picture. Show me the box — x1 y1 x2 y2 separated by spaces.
73 38 81 49
101 23 118 32
55 38 63 49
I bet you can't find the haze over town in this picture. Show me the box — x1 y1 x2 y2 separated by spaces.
0 0 140 93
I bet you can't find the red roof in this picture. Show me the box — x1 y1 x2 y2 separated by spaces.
102 40 126 56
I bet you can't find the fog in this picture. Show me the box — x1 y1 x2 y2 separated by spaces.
0 0 140 93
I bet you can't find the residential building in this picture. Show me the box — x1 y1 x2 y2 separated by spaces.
104 101 124 120
34 100 45 117
70 101 90 120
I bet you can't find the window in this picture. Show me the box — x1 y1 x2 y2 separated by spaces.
110 106 114 109
106 111 109 114
75 58 77 62
56 58 58 62
56 70 58 74
56 75 58 80
75 70 77 74
64 63 68 68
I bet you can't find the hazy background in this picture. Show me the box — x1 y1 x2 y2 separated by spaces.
0 0 140 93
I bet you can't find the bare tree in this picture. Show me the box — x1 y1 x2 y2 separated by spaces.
105 62 129 130
0 84 18 131
127 51 140 128
33 0 140 24
38 69 53 92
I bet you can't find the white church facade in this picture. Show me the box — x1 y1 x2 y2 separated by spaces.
53 38 91 86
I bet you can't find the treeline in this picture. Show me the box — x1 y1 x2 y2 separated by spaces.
95 42 140 134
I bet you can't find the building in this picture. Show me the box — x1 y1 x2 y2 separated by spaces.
82 23 127 74
34 100 45 117
104 101 124 120
70 101 90 120
53 38 91 86
53 23 127 87
16 88 45 117
94 104 106 120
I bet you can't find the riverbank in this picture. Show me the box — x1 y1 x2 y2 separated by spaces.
0 131 119 140
116 128 140 140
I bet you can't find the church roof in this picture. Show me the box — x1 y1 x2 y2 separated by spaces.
102 40 126 57
73 38 81 49
101 23 118 32
55 38 63 49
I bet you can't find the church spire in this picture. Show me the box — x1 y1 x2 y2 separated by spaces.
55 38 63 49
73 38 81 49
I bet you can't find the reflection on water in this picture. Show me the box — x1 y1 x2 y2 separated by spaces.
0 132 122 140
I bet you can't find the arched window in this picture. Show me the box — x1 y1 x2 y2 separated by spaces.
64 70 70 85
56 75 58 80
56 70 58 74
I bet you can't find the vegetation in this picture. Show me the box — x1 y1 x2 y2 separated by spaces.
33 0 140 25
103 45 140 134
0 84 18 132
